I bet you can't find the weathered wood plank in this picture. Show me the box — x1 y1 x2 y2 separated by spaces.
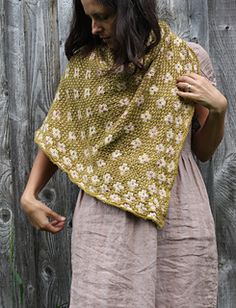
208 0 236 307
0 0 18 307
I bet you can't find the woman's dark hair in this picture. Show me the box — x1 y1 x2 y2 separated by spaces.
65 0 161 69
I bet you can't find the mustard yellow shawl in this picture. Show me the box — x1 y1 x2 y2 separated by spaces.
35 22 199 228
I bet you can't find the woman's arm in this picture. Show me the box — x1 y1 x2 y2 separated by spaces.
176 72 227 161
21 149 66 233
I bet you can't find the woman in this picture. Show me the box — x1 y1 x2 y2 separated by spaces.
21 0 227 307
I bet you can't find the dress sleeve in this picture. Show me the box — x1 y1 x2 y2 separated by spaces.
187 42 216 85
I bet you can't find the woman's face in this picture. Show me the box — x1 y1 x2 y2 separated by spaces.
81 0 116 47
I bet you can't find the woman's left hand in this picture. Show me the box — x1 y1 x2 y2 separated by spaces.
176 72 227 113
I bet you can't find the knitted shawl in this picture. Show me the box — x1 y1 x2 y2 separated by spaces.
35 21 199 228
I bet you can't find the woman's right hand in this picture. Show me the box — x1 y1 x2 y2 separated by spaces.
21 195 66 234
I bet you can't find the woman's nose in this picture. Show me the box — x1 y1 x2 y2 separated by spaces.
91 20 102 35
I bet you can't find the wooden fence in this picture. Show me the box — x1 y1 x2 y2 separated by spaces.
0 0 235 307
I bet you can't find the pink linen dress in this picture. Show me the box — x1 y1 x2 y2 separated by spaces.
69 42 218 308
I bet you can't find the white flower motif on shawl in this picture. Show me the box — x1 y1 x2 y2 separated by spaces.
113 182 124 193
89 186 97 193
84 88 91 98
97 159 106 167
180 48 187 60
148 184 158 194
99 104 108 113
159 188 167 199
110 194 121 202
91 175 100 184
77 110 82 120
119 98 130 107
63 156 72 168
158 173 166 183
54 91 60 101
175 115 183 127
101 184 109 193
45 136 53 145
171 87 179 96
87 165 94 174
85 70 91 79
116 82 127 91
84 149 90 158
97 86 105 95
76 164 84 172
174 37 183 46
176 132 183 144
124 192 136 203
96 69 102 77
166 51 174 60
104 134 113 145
147 68 156 78
92 145 98 155
184 63 193 74
112 150 122 159
82 175 88 183
57 142 66 153
141 111 152 122
41 123 49 132
65 89 70 99
149 127 158 138
70 150 78 160
164 113 174 125
166 146 175 156
89 126 96 136
138 190 149 201
67 112 72 122
50 148 59 158
74 68 80 77
70 170 79 179
52 128 61 139
163 73 173 83
52 110 61 121
127 179 139 190
147 212 157 219
65 67 70 78
89 52 96 60
80 131 86 140
146 170 157 180
119 163 130 175
165 35 171 44
136 203 147 214
173 100 182 111
157 158 166 168
149 85 159 95
104 173 113 184
73 89 80 99
136 95 144 107
37 133 43 141
131 138 142 149
68 131 76 141
175 63 183 73
124 123 134 133
167 161 175 173
166 129 174 141
86 107 93 117
138 154 150 164
156 144 165 153
156 98 166 109
105 121 113 132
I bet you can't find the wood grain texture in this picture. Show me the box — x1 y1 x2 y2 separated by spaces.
0 0 235 307
0 0 17 307
208 0 236 307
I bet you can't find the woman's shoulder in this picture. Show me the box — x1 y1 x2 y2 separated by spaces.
186 42 216 84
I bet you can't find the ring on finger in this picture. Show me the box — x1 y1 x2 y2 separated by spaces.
186 84 192 92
